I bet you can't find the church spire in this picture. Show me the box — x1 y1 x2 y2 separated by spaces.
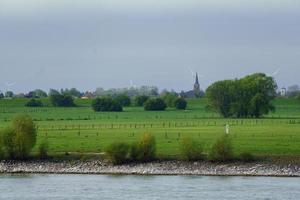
193 72 201 98
195 73 199 85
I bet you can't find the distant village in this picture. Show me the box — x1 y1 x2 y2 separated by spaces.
0 73 299 99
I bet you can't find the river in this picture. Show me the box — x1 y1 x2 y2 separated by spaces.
0 174 299 200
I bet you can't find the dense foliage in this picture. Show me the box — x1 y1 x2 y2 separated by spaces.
144 98 167 111
91 97 123 112
1 114 37 159
26 89 48 98
180 137 203 161
174 98 187 110
209 134 233 162
134 95 149 106
106 142 129 165
206 73 277 118
161 92 178 107
39 140 49 159
115 94 131 106
136 133 156 162
49 93 76 107
25 99 43 107
5 91 14 98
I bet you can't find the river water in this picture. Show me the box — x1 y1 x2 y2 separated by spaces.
0 174 299 200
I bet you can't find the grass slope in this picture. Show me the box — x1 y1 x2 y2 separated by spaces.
0 97 299 158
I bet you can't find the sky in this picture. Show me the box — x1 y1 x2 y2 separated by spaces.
0 0 300 93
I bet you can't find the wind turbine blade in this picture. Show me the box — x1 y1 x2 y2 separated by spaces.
271 68 280 76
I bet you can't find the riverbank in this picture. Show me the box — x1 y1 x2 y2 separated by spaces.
0 160 299 177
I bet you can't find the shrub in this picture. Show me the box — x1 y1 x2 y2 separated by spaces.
129 142 139 161
134 95 149 106
180 137 204 161
209 134 233 162
2 114 37 159
106 142 129 165
144 98 167 111
50 94 76 107
0 136 4 160
115 94 131 106
239 152 255 162
39 140 49 159
174 98 187 110
137 133 156 162
92 97 123 112
25 98 43 107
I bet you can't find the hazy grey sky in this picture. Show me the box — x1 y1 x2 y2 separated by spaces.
0 0 300 93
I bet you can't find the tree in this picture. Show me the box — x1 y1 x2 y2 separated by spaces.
1 114 37 159
115 94 131 106
144 98 167 111
0 93 4 99
25 99 43 107
5 91 14 98
61 88 82 98
134 95 149 106
92 97 123 112
161 92 178 107
34 89 48 98
48 89 60 96
206 80 236 117
206 73 277 118
49 93 76 107
174 98 187 110
287 85 300 98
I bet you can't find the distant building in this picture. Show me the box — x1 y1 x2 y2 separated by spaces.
193 73 201 97
81 91 94 99
280 88 287 97
180 73 203 98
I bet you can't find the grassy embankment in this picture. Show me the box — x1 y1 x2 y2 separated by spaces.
0 98 300 160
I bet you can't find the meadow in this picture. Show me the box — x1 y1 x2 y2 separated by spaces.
0 98 300 158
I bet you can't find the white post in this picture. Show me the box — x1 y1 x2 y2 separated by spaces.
225 124 230 134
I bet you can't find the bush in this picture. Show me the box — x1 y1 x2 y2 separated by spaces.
106 142 129 165
115 94 131 106
134 95 149 106
144 98 167 111
209 134 233 162
180 137 204 161
0 136 4 160
239 152 255 162
136 133 156 162
25 98 43 107
50 94 76 107
2 114 37 159
129 142 139 161
92 97 123 112
174 98 187 110
38 140 49 159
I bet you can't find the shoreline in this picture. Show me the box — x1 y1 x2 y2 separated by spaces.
1 160 299 177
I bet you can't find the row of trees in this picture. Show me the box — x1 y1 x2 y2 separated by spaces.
91 95 188 112
206 73 277 118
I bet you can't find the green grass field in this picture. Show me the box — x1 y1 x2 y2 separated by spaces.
0 98 300 158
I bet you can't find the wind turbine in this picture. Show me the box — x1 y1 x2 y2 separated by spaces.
129 80 137 88
267 68 280 77
4 81 15 92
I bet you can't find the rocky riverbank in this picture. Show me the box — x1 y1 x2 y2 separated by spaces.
0 160 299 176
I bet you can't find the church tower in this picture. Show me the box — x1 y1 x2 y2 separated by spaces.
193 73 201 97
